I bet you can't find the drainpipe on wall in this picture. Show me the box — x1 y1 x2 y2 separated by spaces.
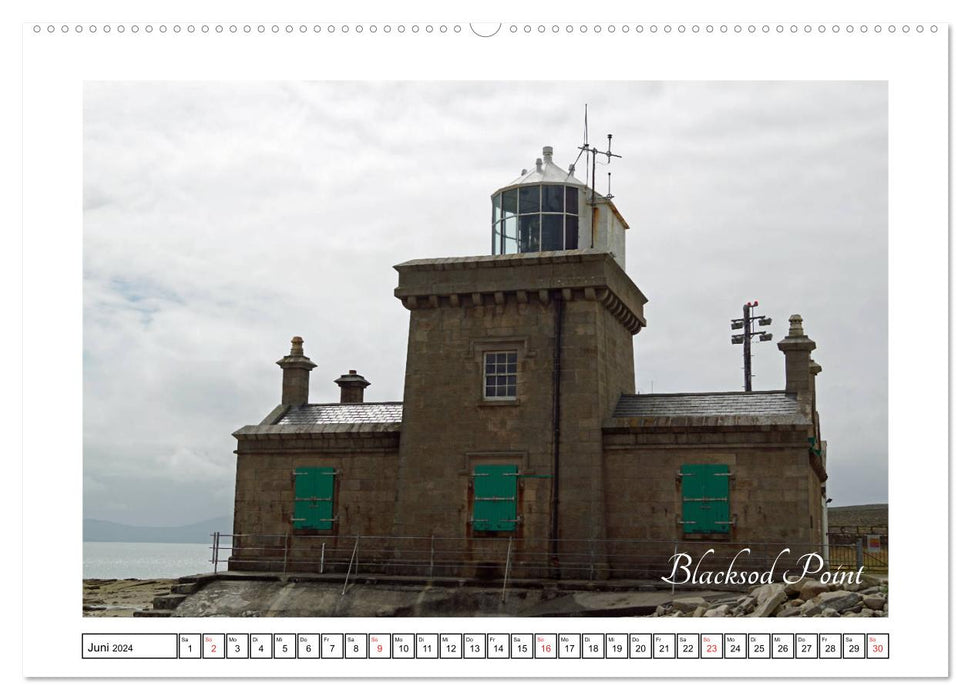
822 495 830 567
550 294 564 579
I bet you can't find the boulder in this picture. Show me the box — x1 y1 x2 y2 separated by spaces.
799 580 830 600
784 578 810 597
814 591 861 613
798 602 822 617
735 596 756 615
704 604 731 617
672 597 708 613
752 583 787 617
863 595 885 610
860 574 884 588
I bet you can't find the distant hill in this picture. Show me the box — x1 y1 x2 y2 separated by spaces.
827 504 888 528
83 516 233 543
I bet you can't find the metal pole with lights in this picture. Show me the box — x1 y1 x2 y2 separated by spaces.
731 301 773 392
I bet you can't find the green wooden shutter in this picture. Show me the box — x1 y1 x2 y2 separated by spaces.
294 467 335 530
681 464 730 534
472 464 518 531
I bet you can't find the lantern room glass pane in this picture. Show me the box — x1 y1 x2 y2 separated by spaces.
519 186 540 213
501 189 518 216
542 185 564 212
565 186 579 214
541 214 564 251
519 215 540 253
502 216 519 254
493 194 502 224
493 221 503 255
502 216 519 255
565 216 579 249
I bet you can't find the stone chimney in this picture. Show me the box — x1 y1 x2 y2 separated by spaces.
276 336 316 406
777 315 819 404
335 369 371 404
809 359 823 435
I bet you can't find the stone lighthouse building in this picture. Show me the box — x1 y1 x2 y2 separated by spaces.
229 146 828 579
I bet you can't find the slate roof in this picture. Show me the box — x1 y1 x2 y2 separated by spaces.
276 402 403 425
613 391 803 418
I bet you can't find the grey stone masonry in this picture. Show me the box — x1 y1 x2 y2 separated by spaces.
230 253 829 579
334 369 371 404
394 250 647 335
276 336 317 406
777 315 819 406
392 250 648 575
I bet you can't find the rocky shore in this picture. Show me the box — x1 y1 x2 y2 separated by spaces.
83 579 176 617
650 574 888 618
83 574 888 618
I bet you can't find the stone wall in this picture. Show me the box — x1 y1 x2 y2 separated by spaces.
392 251 646 577
230 251 828 581
601 426 822 577
229 427 400 572
230 420 826 578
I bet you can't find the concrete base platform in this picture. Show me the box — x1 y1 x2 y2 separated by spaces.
165 573 739 617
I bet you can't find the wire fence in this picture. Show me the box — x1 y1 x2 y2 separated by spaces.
209 531 888 584
827 529 889 574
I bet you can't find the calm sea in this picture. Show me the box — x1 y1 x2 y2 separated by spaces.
83 541 227 579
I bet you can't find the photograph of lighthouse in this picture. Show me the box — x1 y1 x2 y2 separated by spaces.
83 81 888 617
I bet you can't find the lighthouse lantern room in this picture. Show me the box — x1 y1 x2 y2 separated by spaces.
490 145 631 269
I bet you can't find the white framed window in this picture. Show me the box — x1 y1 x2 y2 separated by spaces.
483 350 518 400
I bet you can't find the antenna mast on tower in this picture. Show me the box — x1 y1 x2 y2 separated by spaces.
577 109 623 243
577 128 623 202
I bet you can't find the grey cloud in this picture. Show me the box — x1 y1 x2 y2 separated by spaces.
83 81 887 524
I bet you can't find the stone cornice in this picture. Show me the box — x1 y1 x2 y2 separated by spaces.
394 250 647 335
603 414 812 430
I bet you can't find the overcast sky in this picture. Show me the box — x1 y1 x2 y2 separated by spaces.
83 81 887 526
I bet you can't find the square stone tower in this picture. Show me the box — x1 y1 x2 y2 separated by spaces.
392 250 646 575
